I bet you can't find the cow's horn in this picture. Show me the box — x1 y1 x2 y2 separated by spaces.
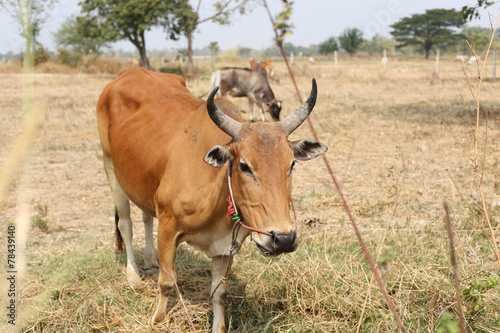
280 78 317 135
207 86 242 138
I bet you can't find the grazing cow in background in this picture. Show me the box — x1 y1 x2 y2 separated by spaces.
97 67 327 333
468 55 481 65
250 59 276 79
207 67 282 122
455 55 468 63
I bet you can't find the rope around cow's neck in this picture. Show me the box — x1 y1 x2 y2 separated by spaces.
227 161 273 236
210 161 299 298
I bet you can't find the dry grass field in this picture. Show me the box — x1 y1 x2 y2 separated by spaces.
1 54 499 332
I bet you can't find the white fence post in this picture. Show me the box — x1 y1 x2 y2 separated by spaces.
334 50 338 74
382 49 388 79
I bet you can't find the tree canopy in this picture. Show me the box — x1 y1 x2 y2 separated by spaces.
390 9 466 59
53 15 111 54
0 0 56 47
338 28 364 56
460 0 498 21
461 26 500 51
180 0 252 74
318 36 338 55
78 0 191 69
360 34 395 55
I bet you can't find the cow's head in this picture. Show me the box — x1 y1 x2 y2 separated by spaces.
265 99 283 121
204 79 327 256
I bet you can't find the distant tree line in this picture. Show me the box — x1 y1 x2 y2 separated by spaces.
4 1 499 70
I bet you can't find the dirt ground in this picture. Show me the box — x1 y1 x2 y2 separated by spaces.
1 54 499 332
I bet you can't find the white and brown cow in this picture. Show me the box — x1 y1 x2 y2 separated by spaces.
96 67 327 333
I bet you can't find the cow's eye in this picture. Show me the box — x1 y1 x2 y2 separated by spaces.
240 162 253 174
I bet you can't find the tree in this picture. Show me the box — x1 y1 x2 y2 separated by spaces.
238 46 252 58
318 36 338 55
460 0 498 20
179 0 252 74
360 34 395 55
0 0 56 52
339 28 364 56
53 15 111 54
462 26 500 52
469 33 493 51
390 9 466 59
78 0 190 69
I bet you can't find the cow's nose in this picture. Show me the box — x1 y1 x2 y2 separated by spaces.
270 231 297 254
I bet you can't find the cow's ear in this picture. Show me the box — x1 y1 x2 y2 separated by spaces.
290 139 328 161
204 145 231 167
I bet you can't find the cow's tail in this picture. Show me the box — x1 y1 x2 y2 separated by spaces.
198 70 221 98
115 207 124 252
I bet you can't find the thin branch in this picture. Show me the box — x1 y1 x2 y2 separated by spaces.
262 1 407 331
459 93 476 143
357 151 409 333
445 169 483 211
142 252 197 332
438 114 475 163
171 269 198 333
444 203 467 333
196 0 251 25
473 15 500 271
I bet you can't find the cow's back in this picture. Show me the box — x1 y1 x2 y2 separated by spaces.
219 68 268 97
97 67 241 215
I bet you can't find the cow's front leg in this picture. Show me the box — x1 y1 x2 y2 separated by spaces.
152 216 178 325
211 255 231 333
259 107 266 122
255 97 266 122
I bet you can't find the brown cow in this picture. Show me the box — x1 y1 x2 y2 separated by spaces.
96 67 327 333
250 59 275 79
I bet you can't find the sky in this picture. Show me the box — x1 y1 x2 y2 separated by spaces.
0 0 499 54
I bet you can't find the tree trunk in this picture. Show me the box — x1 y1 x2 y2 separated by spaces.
425 48 430 59
187 32 194 74
424 41 432 60
139 46 150 70
138 31 150 70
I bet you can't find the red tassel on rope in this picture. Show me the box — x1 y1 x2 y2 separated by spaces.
227 195 236 217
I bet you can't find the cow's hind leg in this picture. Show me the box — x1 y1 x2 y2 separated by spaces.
152 213 179 324
142 211 157 270
103 153 141 285
248 99 255 122
211 255 231 333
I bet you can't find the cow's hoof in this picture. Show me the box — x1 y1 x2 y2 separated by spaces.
143 252 158 270
126 266 142 285
151 310 166 325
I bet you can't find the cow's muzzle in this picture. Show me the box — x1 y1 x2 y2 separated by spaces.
255 231 298 256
